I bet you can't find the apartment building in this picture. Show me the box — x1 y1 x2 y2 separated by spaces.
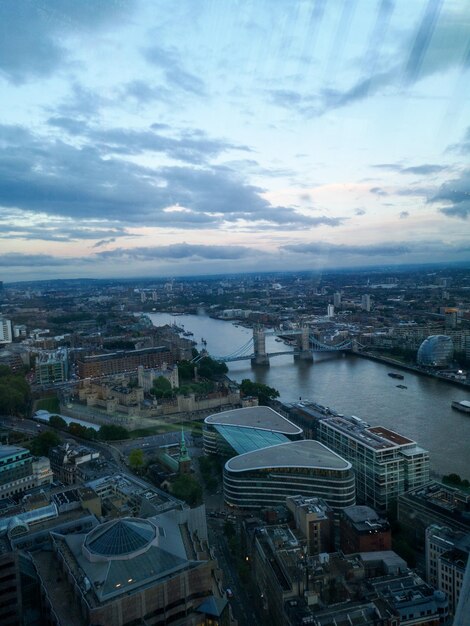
317 415 429 510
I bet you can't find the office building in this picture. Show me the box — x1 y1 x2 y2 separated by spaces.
286 495 334 555
327 304 334 317
425 525 470 615
339 505 391 554
36 348 69 385
0 445 53 500
366 572 449 624
417 335 454 367
333 291 341 307
398 482 470 544
203 406 303 456
204 407 355 510
224 440 355 510
49 443 100 485
317 415 429 510
361 294 371 312
33 511 224 626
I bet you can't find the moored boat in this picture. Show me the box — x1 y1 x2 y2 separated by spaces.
451 400 470 414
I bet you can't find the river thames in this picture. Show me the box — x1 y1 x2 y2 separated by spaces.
148 312 470 478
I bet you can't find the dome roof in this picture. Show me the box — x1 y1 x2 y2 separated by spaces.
417 334 453 367
83 518 156 559
7 516 29 539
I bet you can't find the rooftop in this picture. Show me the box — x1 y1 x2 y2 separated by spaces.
214 424 289 454
84 518 156 559
322 416 418 451
225 440 351 472
79 346 169 363
205 406 303 435
367 426 413 446
0 445 29 460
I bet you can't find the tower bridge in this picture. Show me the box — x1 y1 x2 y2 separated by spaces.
193 326 362 366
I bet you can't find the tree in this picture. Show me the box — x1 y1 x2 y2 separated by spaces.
48 415 67 429
170 474 202 506
240 379 279 405
197 356 228 379
151 376 173 399
129 448 145 471
98 424 129 441
28 431 60 456
0 367 31 416
178 360 195 382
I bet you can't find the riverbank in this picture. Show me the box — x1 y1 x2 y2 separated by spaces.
356 351 470 390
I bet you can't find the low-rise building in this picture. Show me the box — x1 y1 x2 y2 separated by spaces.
137 363 179 392
286 495 334 555
0 445 53 500
49 443 100 485
425 524 470 615
398 482 470 545
77 346 174 379
339 505 391 554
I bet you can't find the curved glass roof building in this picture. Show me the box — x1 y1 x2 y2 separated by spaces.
204 407 355 510
224 439 355 510
83 518 156 561
417 335 454 367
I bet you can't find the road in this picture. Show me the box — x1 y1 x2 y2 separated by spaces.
115 431 195 456
207 517 258 626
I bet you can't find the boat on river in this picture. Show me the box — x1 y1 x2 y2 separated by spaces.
451 400 470 414
388 372 404 380
396 384 407 389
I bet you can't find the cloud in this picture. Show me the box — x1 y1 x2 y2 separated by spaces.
143 45 206 96
370 187 388 196
448 127 470 155
122 80 173 105
373 163 447 175
355 208 366 216
282 241 412 257
96 243 262 261
0 253 85 268
0 123 341 232
268 4 470 117
430 169 470 219
0 1 132 83
92 238 116 249
400 211 410 219
281 239 470 262
47 117 90 136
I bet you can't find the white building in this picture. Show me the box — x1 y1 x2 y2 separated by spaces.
425 524 470 616
0 317 13 344
361 294 371 312
137 364 179 392
327 304 335 318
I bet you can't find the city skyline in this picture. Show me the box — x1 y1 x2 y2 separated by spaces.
1 0 470 281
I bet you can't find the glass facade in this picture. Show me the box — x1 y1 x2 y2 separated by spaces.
417 335 454 367
224 465 356 510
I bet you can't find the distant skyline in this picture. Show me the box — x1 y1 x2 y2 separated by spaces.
1 0 470 281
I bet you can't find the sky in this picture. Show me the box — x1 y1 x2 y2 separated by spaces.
1 0 470 282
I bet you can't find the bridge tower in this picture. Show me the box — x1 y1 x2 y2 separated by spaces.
295 326 313 361
251 326 270 366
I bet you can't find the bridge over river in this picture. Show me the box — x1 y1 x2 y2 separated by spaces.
193 326 362 366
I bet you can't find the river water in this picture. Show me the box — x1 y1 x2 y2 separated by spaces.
148 312 470 477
